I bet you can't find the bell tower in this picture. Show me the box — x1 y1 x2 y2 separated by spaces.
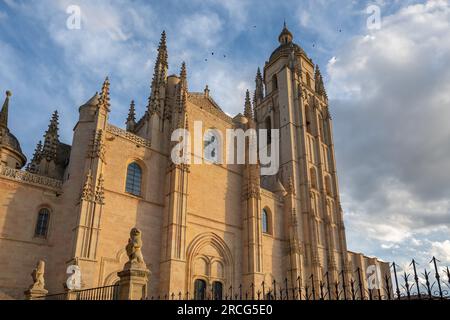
253 23 351 294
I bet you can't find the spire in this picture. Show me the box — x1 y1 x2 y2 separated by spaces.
99 77 111 111
315 65 327 99
255 68 264 102
32 141 43 162
126 100 136 132
26 140 43 173
157 30 168 71
180 61 187 89
244 90 253 119
41 111 60 161
0 90 12 129
148 31 169 115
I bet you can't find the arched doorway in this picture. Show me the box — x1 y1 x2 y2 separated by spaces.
194 279 207 300
213 281 223 300
186 233 234 300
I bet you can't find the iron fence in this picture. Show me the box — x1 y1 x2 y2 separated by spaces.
36 257 450 301
147 257 450 301
37 284 119 301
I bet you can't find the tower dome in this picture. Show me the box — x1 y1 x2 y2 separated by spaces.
0 91 27 169
278 21 293 45
269 22 308 64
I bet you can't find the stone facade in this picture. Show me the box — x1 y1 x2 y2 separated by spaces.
0 25 389 300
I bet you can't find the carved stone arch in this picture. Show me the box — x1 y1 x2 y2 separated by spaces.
186 232 234 294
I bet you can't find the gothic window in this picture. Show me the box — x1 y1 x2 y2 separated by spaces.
306 73 311 87
213 281 223 300
305 105 312 134
272 74 278 92
325 176 333 197
318 114 325 140
35 208 50 238
204 130 221 163
265 117 272 145
262 208 271 234
310 167 318 189
126 162 142 196
194 279 207 300
322 118 329 144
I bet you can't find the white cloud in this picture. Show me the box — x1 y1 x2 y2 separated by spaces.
329 0 450 264
431 240 450 264
178 12 224 49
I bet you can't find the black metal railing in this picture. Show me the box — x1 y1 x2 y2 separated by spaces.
36 256 450 301
37 284 119 301
146 257 450 301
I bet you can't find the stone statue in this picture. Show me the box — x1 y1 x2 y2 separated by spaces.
30 260 46 291
125 228 145 269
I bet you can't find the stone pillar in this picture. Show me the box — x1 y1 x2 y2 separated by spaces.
117 268 150 300
117 228 150 300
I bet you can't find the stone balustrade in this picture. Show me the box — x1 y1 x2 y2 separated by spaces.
0 165 63 190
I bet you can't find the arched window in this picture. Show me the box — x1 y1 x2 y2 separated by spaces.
322 117 329 144
126 162 142 196
213 281 223 300
194 279 207 300
35 208 50 238
306 73 311 87
262 209 270 234
310 167 318 189
305 105 312 134
272 74 278 91
318 114 326 141
325 176 333 197
265 117 272 145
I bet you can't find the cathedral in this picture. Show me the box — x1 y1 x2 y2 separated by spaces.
0 25 388 300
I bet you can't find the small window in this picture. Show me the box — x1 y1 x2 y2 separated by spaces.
306 73 311 87
35 208 50 238
213 281 223 300
305 105 312 134
272 74 278 91
126 162 142 196
319 114 325 140
325 176 333 196
194 279 207 300
310 168 318 189
262 209 270 234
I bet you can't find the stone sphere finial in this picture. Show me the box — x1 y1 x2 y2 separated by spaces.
6 90 12 98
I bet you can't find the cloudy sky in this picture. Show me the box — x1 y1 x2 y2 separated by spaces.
1 0 449 274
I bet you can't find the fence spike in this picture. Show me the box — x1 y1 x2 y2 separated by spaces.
430 256 443 299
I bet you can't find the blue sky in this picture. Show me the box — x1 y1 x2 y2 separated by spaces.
1 0 450 276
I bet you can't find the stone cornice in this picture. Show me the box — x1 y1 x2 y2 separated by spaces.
106 124 152 149
0 164 63 191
